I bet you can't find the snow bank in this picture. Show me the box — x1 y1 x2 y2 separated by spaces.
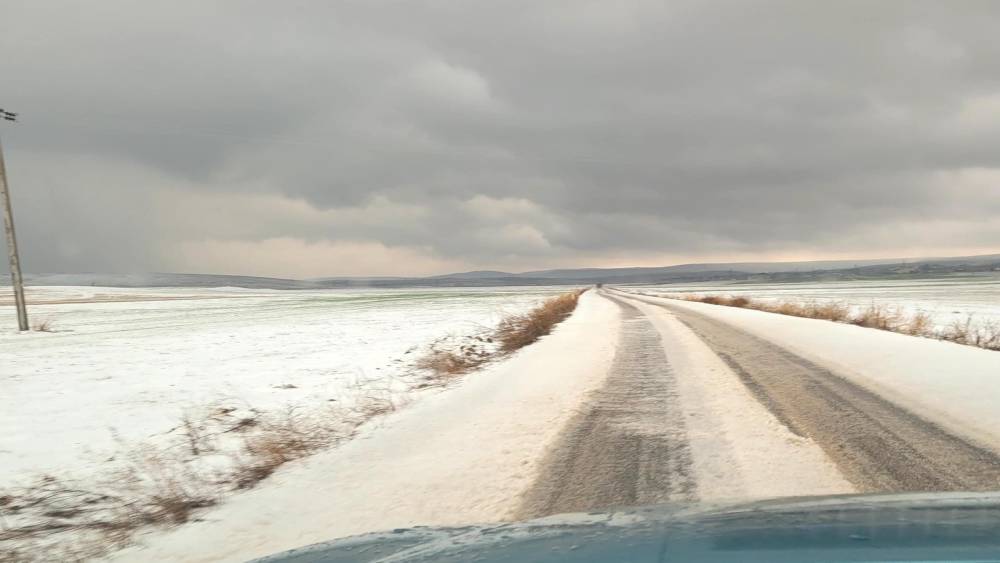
110 290 620 562
634 294 1000 453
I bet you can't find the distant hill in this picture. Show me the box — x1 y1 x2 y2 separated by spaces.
428 270 514 280
16 273 309 289
5 254 998 289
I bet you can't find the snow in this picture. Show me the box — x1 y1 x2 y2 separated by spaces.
109 290 621 563
5 281 996 561
633 293 1000 453
630 274 1000 332
624 297 854 500
0 285 560 483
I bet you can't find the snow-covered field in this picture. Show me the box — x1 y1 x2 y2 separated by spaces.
0 285 561 484
629 273 1000 330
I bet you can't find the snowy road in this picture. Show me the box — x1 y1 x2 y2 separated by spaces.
649 295 1000 493
519 289 1000 519
516 297 696 517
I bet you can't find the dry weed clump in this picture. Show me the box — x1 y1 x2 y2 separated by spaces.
0 451 218 560
0 397 397 560
676 293 1000 352
903 311 934 337
30 319 54 332
414 289 585 382
496 290 584 353
941 318 1000 351
809 301 851 322
849 304 903 331
413 339 492 382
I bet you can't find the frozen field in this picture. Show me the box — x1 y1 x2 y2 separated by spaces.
629 273 1000 330
0 285 562 484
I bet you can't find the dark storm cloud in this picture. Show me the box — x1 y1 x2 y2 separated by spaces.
1 0 998 276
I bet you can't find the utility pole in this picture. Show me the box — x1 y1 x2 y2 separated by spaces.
0 108 28 331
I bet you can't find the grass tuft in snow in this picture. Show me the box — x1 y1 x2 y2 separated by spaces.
30 318 55 333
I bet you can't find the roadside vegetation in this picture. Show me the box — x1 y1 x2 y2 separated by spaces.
415 289 585 384
672 294 1000 351
1 290 586 561
0 400 388 561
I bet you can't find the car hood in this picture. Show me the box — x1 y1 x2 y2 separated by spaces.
252 492 1000 563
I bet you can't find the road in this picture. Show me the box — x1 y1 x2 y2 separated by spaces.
519 289 1000 518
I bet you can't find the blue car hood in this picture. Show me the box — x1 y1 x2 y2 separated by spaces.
253 492 1000 563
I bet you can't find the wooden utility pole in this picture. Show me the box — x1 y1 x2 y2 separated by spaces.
0 108 28 331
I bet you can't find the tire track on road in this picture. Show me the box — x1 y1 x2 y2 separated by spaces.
516 296 696 519
631 294 1000 493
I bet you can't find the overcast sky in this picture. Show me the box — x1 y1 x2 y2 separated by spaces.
1 1 998 277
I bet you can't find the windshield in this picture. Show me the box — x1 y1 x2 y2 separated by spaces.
1 2 999 562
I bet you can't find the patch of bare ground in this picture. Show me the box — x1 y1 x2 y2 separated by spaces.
672 293 1000 351
413 289 586 386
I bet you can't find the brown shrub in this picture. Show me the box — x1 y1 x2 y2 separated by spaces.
496 290 583 353
903 311 934 337
695 295 754 308
939 317 1000 350
414 348 488 380
973 322 1000 351
808 301 851 322
850 304 903 331
727 296 752 308
414 289 585 382
772 301 808 317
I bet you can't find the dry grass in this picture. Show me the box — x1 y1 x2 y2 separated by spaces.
810 301 851 322
413 340 492 381
413 289 586 383
941 318 1000 350
676 293 1000 351
230 410 327 490
0 452 218 560
0 396 397 560
902 311 933 337
849 304 903 331
495 290 584 353
30 319 54 332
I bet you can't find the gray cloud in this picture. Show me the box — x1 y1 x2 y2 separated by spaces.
1 0 998 277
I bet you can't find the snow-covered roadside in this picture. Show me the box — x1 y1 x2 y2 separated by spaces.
110 291 620 562
623 297 854 500
625 292 1000 454
629 274 1000 332
0 286 557 483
